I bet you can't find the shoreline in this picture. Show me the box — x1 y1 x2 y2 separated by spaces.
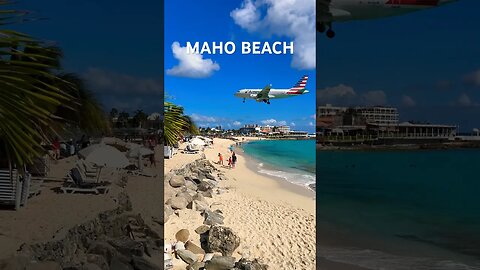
238 143 316 198
164 137 316 269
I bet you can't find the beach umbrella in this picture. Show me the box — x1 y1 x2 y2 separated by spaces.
190 137 206 146
125 142 142 150
78 143 103 159
82 145 130 168
127 147 154 158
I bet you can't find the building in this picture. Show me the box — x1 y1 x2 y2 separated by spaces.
275 125 290 134
317 105 399 125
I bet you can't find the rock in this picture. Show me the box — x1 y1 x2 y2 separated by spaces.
185 241 206 255
203 211 224 226
234 258 269 270
201 190 213 198
204 256 236 270
176 191 193 203
185 180 198 191
195 225 210 235
164 206 174 222
205 173 216 180
206 226 240 256
86 254 109 270
166 197 188 210
175 229 190 242
109 256 133 270
194 200 210 212
131 256 161 270
108 237 144 257
198 181 215 192
175 241 186 250
169 175 185 188
26 261 62 270
81 263 103 270
176 249 198 265
193 193 206 203
187 261 205 270
88 241 121 265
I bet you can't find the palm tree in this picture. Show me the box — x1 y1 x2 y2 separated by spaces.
0 7 74 168
164 101 198 146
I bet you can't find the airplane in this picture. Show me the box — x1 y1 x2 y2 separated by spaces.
318 0 458 38
234 75 309 104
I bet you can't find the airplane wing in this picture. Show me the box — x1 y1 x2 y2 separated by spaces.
317 0 332 22
256 84 271 100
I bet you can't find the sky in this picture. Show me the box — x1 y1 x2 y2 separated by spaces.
317 0 480 132
164 0 316 133
11 0 163 115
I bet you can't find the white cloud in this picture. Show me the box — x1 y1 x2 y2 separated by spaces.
310 114 316 119
401 95 416 107
290 122 296 126
308 121 314 126
464 69 480 87
166 42 220 78
278 120 287 126
361 90 387 106
231 0 315 70
233 121 242 126
191 113 219 123
317 84 356 104
261 118 277 125
84 67 162 94
457 93 472 107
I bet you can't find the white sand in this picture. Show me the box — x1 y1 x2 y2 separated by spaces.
0 145 163 261
164 138 316 269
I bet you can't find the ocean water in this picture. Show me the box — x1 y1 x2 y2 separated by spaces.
317 149 480 269
242 140 316 189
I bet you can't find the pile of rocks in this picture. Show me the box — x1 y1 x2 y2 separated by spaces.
0 192 163 270
169 225 268 270
165 159 228 222
164 159 268 270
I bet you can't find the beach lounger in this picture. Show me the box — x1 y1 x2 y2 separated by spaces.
183 144 200 154
0 169 29 209
76 159 98 178
61 168 109 194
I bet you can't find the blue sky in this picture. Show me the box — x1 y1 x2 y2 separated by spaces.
317 0 480 131
11 0 163 115
164 0 316 132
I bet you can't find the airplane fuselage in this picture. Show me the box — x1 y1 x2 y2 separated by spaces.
235 89 309 101
328 0 457 22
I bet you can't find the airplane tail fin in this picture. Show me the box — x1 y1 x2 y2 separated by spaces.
290 75 308 92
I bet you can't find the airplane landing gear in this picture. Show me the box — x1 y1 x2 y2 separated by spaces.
263 99 270 104
318 21 335 38
243 98 245 103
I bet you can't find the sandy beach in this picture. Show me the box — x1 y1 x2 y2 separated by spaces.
0 145 163 266
164 137 316 269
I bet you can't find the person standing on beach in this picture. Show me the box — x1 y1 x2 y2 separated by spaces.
228 157 232 168
52 137 60 160
232 153 236 168
218 153 223 165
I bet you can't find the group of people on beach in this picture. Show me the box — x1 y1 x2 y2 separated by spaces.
218 148 237 169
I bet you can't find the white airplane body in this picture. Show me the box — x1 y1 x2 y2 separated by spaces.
318 0 458 38
234 75 309 104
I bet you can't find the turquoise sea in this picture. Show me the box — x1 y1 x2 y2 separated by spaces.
242 140 316 189
317 149 480 269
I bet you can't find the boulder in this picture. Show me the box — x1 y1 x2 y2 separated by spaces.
185 241 205 255
86 254 109 270
195 225 210 235
201 190 213 198
203 210 224 226
109 256 133 270
164 206 174 222
192 193 206 203
194 200 210 212
131 256 161 270
176 191 193 204
175 229 190 242
197 181 215 192
176 249 198 265
169 175 185 188
204 256 236 270
185 180 198 191
87 241 121 265
187 261 205 270
108 237 144 257
234 258 269 270
166 197 188 210
206 226 240 256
